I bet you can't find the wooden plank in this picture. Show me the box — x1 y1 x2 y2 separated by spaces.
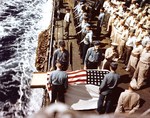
30 72 48 88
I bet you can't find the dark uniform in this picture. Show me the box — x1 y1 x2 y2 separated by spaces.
80 25 93 64
96 8 105 38
84 42 103 69
64 9 71 39
51 48 69 71
49 69 68 103
97 62 120 114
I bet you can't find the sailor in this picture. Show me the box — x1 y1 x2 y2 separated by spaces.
64 8 71 39
84 41 103 69
51 40 69 71
80 24 93 64
49 61 68 103
97 62 120 114
96 8 105 38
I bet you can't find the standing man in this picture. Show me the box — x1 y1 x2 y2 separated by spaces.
97 62 120 114
49 61 68 103
115 85 140 114
93 0 102 16
132 42 150 89
64 8 71 39
80 24 93 64
84 41 103 69
122 31 136 69
102 42 119 70
51 40 69 71
96 8 105 38
125 38 143 77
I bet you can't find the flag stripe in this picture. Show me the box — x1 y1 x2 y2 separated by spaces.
68 74 87 79
67 70 86 74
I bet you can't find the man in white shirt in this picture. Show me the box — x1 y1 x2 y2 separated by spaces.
64 8 71 39
80 25 93 64
142 31 150 47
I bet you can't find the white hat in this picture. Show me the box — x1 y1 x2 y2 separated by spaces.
111 42 118 46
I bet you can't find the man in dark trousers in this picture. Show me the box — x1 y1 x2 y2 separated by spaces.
50 40 69 71
64 8 71 39
80 24 93 64
96 8 105 38
49 61 68 103
84 41 103 69
97 62 120 114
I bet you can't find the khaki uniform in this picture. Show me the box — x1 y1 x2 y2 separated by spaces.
127 45 143 70
132 48 150 89
115 90 140 114
118 29 129 58
102 47 119 70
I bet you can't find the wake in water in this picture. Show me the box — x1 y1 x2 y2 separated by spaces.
0 0 53 117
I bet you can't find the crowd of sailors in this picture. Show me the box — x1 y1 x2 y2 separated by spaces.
48 0 150 116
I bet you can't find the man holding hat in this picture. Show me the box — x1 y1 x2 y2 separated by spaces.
102 42 119 70
84 41 103 69
51 40 69 71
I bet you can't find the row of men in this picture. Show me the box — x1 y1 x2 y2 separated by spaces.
103 0 150 89
105 0 149 57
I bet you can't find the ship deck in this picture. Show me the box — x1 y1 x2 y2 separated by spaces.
33 0 150 115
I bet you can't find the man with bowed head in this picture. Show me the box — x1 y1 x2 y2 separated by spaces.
51 40 69 71
97 62 120 114
84 41 103 69
49 61 68 103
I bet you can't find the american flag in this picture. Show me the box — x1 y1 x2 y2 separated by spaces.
47 69 110 91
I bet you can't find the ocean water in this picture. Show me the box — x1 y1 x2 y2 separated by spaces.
0 0 53 117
